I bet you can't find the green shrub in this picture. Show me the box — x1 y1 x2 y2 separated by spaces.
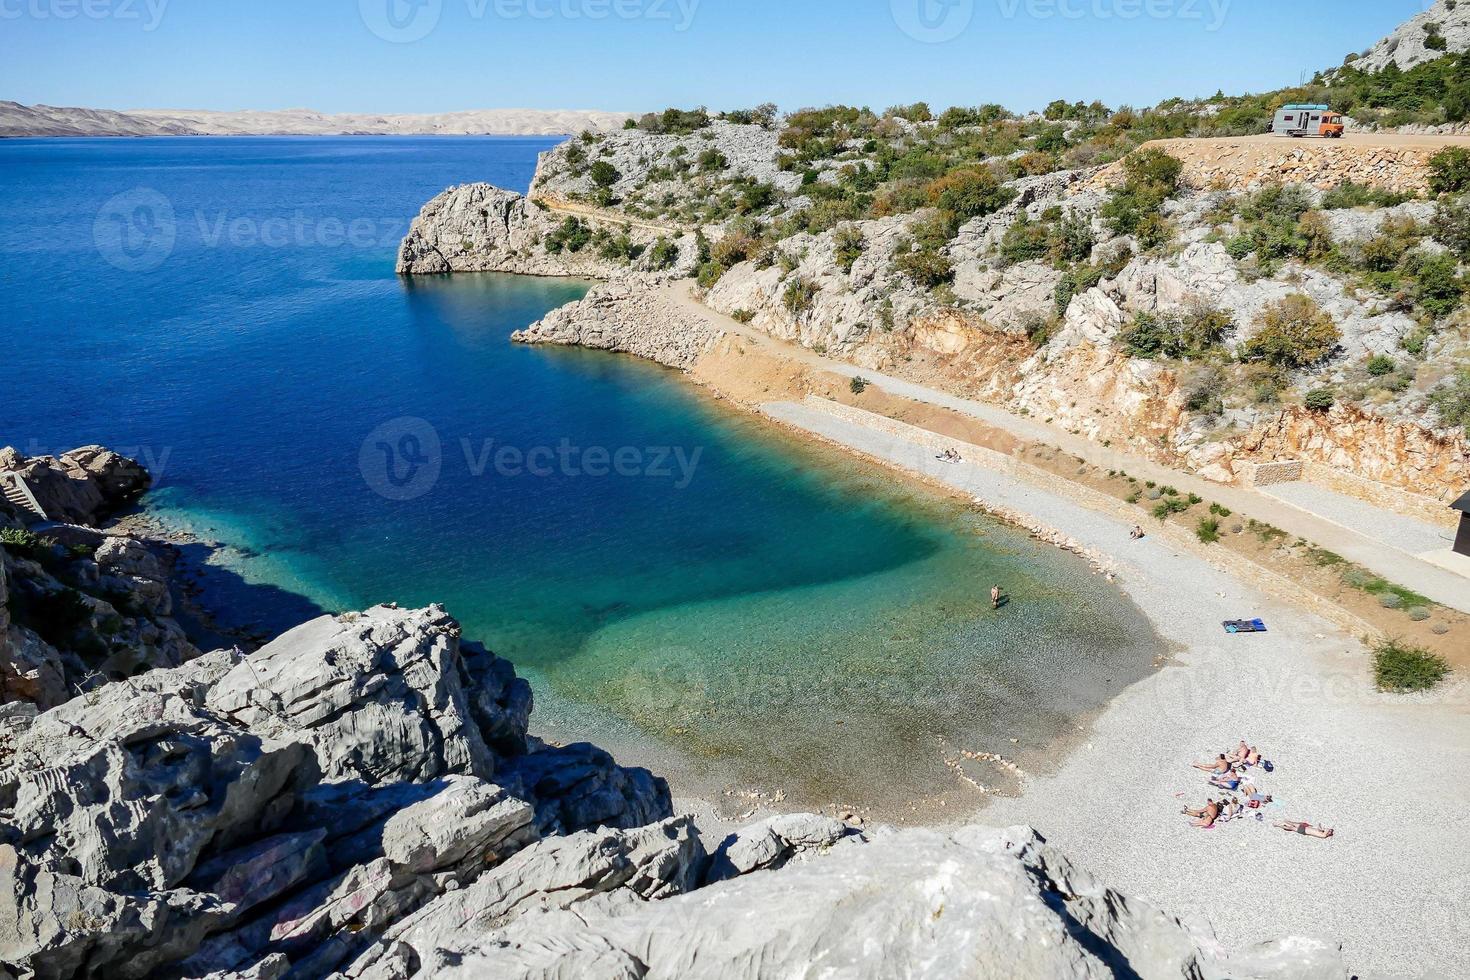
730 309 755 323
893 238 955 288
782 276 819 315
589 160 620 190
998 213 1051 266
1304 388 1336 411
0 527 53 560
1240 295 1341 368
1432 196 1470 257
833 224 866 273
1196 517 1222 544
634 107 712 136
1322 182 1412 210
1366 354 1397 376
850 376 869 394
1430 369 1470 433
1429 146 1470 194
1374 639 1450 692
925 167 1017 222
1118 305 1234 360
543 217 592 254
647 237 680 270
1209 503 1233 517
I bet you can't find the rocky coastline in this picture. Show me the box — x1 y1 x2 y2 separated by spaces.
0 447 1347 978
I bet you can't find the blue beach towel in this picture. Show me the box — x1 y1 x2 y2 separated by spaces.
1223 619 1268 634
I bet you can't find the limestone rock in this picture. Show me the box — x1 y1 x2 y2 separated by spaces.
702 812 856 884
512 284 725 370
500 742 673 837
0 447 148 527
1348 0 1470 73
205 605 521 787
421 824 1346 980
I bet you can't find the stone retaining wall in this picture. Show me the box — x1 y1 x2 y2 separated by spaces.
1080 138 1442 195
1304 462 1462 531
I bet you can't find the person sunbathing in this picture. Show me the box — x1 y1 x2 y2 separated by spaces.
1130 525 1146 540
1226 741 1250 763
1209 772 1243 792
1245 746 1262 767
1276 821 1334 839
1219 798 1244 822
1183 800 1222 828
1193 755 1231 775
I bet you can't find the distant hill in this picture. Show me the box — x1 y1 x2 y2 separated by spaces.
1348 0 1470 73
0 102 634 138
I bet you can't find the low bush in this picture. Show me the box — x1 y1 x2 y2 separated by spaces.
0 527 52 561
1374 639 1450 692
1430 369 1470 433
782 276 819 315
1304 388 1336 411
1240 295 1341 368
1196 517 1222 544
1429 146 1470 194
833 224 866 273
543 217 592 254
850 376 869 394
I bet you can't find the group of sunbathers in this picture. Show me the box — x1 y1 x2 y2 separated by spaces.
936 448 963 463
1179 740 1330 838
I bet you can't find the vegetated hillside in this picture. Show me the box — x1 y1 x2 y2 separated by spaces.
1348 0 1470 74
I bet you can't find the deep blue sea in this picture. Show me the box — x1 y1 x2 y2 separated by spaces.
0 137 1162 812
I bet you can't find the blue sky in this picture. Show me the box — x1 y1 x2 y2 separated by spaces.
0 1 1435 115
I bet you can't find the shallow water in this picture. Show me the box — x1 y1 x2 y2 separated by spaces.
1 136 1165 811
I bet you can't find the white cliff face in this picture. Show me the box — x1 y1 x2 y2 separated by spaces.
396 183 700 280
1348 0 1470 73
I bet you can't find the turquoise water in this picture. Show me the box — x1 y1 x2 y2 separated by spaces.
1 137 1163 812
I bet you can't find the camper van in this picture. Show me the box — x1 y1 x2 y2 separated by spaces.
1270 105 1345 138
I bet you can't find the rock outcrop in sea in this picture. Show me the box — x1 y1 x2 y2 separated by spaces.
0 447 1347 979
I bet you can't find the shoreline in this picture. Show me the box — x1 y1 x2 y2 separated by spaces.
511 283 1469 978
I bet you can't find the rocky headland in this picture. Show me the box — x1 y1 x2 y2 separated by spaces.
0 447 1347 979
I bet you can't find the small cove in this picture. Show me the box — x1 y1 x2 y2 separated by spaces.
1 135 1167 814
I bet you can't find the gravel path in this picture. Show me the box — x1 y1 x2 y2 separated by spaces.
666 283 1470 614
1265 481 1455 557
766 399 1470 980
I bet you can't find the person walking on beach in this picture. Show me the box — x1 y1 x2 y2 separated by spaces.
991 585 1002 610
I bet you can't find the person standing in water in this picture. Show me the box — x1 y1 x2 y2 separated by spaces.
991 585 1002 610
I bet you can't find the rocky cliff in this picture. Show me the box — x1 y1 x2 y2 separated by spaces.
396 183 696 279
0 448 198 711
0 599 1345 980
1348 0 1470 73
